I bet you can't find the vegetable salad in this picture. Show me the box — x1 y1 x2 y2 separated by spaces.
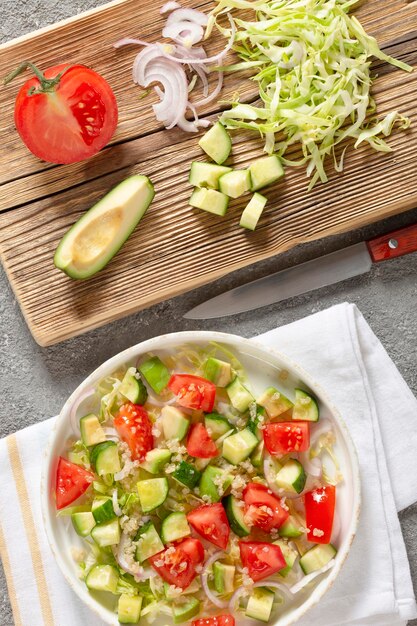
56 344 342 624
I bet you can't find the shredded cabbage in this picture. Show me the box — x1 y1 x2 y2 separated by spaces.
210 0 412 188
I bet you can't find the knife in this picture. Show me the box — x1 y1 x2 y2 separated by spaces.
184 223 417 319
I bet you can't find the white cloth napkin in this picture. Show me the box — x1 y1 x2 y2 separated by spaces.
0 303 416 626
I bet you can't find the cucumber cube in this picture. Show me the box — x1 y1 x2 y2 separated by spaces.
140 448 171 474
199 466 233 502
204 413 234 440
249 155 284 191
240 193 268 231
80 414 106 447
71 511 96 537
226 377 254 412
189 162 232 189
278 515 305 539
189 188 229 216
119 367 148 404
273 539 298 577
118 594 143 624
161 512 191 543
135 521 164 563
293 388 320 422
275 459 306 494
91 518 120 547
204 357 234 387
85 564 119 593
222 428 258 465
92 497 116 523
91 440 121 476
299 543 337 574
213 561 235 594
139 356 170 394
219 169 251 199
245 587 275 622
198 122 232 164
137 477 169 513
172 461 201 488
257 386 294 418
172 597 200 624
160 406 190 441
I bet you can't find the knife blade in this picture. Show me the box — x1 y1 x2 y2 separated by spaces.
184 223 417 319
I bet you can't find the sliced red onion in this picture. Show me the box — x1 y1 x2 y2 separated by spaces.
114 37 151 49
112 489 122 516
201 551 229 609
192 71 224 107
190 63 209 97
299 450 322 478
70 387 95 434
160 0 181 13
165 8 209 27
163 22 204 46
229 586 250 610
290 559 335 594
253 581 293 601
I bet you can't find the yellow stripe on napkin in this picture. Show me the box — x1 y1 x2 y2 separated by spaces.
7 435 55 626
0 521 23 626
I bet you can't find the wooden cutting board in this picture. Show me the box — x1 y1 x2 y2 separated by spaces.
0 0 416 346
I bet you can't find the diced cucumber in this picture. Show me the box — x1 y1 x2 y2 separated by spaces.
213 561 235 594
172 597 200 624
203 357 234 387
199 466 233 502
249 155 284 191
198 122 232 165
293 388 320 422
276 459 306 494
204 413 234 441
219 169 251 199
137 477 169 513
240 193 268 231
68 450 88 466
92 497 116 523
299 543 337 575
172 461 201 488
273 539 298 577
245 587 275 622
91 441 121 476
278 515 305 539
139 356 170 394
189 188 229 216
247 404 265 441
160 406 190 441
91 518 120 547
80 414 106 447
85 564 119 593
119 367 148 405
189 162 232 190
257 387 294 418
222 428 258 465
251 441 264 468
118 594 142 624
135 521 164 563
72 511 96 537
140 449 171 474
226 378 254 412
161 512 191 543
93 480 109 495
224 495 250 537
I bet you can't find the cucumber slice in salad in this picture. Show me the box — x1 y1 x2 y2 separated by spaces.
222 428 258 465
245 587 275 622
172 597 200 624
189 162 232 189
139 356 170 394
85 564 119 593
274 539 298 577
275 459 307 494
80 414 106 447
257 386 294 418
161 512 191 543
161 406 190 441
293 388 320 422
119 367 148 404
91 518 120 547
226 378 254 412
213 562 235 594
72 511 96 537
278 515 305 539
140 449 171 474
299 543 337 574
118 594 143 624
135 521 164 563
199 466 233 502
91 441 121 476
198 122 232 164
224 495 250 537
92 497 116 523
204 414 234 440
172 461 201 488
203 357 234 387
137 478 169 513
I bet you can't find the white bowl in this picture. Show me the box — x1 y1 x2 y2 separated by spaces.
41 331 360 626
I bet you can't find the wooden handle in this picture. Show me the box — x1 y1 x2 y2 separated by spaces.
366 223 417 263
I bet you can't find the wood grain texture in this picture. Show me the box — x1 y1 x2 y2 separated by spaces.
0 0 416 346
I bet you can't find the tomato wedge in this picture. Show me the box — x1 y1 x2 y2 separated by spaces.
239 541 286 582
9 62 118 164
55 457 93 510
192 616 235 626
178 537 205 566
243 483 289 532
114 403 153 461
186 423 219 459
187 503 230 549
168 374 216 412
305 485 336 544
263 422 310 456
149 541 198 589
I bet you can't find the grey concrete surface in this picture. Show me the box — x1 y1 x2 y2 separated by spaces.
1 1 417 624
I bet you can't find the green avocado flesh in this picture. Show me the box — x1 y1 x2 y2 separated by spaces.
54 174 155 279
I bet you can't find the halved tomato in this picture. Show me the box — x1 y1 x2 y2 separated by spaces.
239 541 286 582
263 422 310 456
178 537 205 566
149 541 198 589
187 503 230 549
243 483 289 532
186 423 219 459
114 403 153 461
192 616 235 626
168 374 216 412
55 457 94 510
305 485 336 544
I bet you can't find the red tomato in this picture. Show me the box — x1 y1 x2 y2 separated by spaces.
149 542 197 589
9 62 118 164
305 485 336 544
192 616 235 626
114 403 153 461
187 503 230 549
263 422 310 456
186 423 219 459
243 483 289 532
178 537 205 566
168 374 216 412
55 457 93 510
239 541 286 582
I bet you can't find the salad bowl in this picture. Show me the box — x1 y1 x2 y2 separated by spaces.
41 331 360 626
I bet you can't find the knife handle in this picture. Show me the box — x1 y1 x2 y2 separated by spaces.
366 223 417 263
